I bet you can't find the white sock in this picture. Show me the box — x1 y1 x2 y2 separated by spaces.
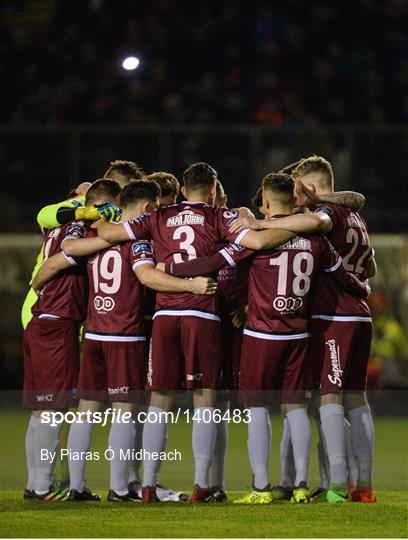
192 407 217 488
33 421 62 493
286 408 311 486
316 426 330 489
156 432 168 476
128 418 143 484
279 417 295 487
109 420 136 493
348 404 374 488
25 415 40 490
320 404 347 486
210 419 228 489
247 407 271 490
67 420 93 492
142 406 168 487
345 418 358 485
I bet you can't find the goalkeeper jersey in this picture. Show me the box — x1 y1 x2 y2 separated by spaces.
21 195 85 329
29 195 85 283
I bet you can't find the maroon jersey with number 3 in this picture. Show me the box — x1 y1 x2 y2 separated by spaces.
123 202 249 316
85 240 154 340
312 205 373 319
244 233 340 338
32 221 88 321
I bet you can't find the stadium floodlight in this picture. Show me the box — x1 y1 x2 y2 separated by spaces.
122 56 140 71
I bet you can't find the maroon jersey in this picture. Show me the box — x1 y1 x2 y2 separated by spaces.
244 233 340 339
32 221 88 322
312 205 373 320
85 239 154 341
217 243 253 310
123 202 249 318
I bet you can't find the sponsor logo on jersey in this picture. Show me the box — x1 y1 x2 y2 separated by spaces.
66 223 86 238
186 372 203 381
315 206 333 216
166 211 205 227
225 242 245 254
326 339 343 387
278 237 312 251
132 241 153 257
273 296 303 313
108 386 129 395
133 213 149 223
36 393 54 402
94 296 115 312
223 209 238 225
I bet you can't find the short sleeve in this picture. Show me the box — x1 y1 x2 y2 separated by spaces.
63 221 87 239
129 240 155 271
123 213 153 241
314 205 338 229
219 243 254 267
216 208 251 245
60 221 88 266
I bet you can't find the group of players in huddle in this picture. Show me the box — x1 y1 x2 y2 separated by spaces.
22 155 377 505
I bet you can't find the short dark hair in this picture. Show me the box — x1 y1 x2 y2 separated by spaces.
182 162 217 192
147 172 180 197
85 179 121 205
104 160 145 184
120 180 161 208
262 172 294 201
251 186 263 210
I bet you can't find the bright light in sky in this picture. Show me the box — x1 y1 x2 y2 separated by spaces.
122 56 140 71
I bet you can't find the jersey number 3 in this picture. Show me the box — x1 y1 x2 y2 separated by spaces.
173 225 197 263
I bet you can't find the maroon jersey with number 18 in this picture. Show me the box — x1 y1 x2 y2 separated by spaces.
244 230 340 339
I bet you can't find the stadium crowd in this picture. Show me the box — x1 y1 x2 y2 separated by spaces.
2 0 407 126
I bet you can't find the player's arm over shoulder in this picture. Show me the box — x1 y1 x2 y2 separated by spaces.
97 213 152 244
63 233 110 258
37 198 84 229
31 251 75 295
242 211 332 236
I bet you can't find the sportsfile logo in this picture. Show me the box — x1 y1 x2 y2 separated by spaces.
326 339 343 387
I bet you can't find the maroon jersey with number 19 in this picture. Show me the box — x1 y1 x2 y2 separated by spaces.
85 240 154 341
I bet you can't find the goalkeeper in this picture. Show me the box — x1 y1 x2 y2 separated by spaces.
21 159 145 328
21 182 122 328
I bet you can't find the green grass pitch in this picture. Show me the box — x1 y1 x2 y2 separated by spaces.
0 409 407 538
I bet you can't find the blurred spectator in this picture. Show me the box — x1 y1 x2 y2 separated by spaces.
1 0 407 126
367 292 408 389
